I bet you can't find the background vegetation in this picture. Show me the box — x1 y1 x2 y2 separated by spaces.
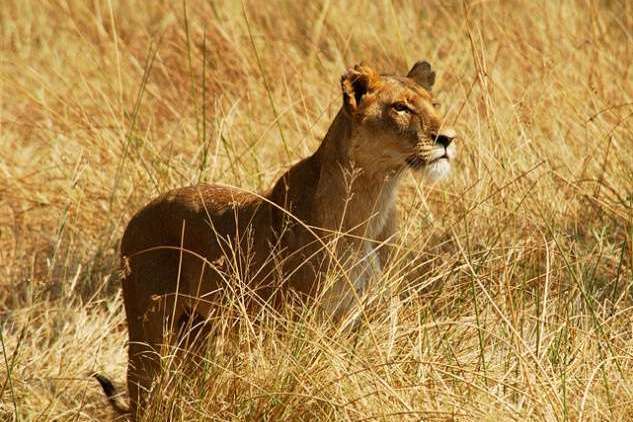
1 0 632 420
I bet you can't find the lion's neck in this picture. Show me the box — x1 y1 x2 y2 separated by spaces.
311 109 402 239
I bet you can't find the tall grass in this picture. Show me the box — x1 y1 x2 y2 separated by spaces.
1 0 632 420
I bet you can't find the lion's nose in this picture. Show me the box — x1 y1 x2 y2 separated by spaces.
434 128 456 148
436 134 453 148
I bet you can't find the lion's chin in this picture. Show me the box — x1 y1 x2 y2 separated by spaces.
421 157 451 182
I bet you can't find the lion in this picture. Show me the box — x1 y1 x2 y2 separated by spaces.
95 60 457 418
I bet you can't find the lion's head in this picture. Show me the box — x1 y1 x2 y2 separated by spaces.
340 61 456 182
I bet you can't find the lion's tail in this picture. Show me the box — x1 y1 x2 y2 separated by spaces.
93 373 131 418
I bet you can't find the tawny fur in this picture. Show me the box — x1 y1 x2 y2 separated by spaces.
96 60 457 419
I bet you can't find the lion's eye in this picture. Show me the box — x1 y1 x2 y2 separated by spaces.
392 102 412 113
432 101 441 108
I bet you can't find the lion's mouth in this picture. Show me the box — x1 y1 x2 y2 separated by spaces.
406 154 449 169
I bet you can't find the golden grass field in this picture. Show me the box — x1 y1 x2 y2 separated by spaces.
1 0 632 420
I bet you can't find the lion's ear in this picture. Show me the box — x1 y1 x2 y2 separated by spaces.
407 60 436 91
341 63 381 114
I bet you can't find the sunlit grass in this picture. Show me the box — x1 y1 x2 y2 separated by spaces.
1 0 632 420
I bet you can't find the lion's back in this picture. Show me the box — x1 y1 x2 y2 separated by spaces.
121 184 262 257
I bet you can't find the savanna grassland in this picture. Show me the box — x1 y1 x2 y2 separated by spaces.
1 0 632 420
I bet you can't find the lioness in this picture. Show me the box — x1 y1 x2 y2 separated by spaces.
96 60 456 418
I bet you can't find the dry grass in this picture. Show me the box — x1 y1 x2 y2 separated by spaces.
1 0 632 420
